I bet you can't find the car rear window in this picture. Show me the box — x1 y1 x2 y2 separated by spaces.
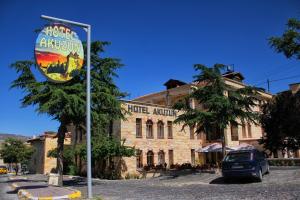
224 152 251 162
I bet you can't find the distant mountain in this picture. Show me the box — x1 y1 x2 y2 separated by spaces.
0 133 30 142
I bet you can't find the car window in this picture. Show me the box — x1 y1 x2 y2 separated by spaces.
224 152 251 162
255 151 265 160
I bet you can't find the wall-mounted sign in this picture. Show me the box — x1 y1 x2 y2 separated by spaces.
127 104 177 117
35 23 84 82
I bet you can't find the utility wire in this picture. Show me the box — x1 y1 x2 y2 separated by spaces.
252 63 297 85
254 74 300 87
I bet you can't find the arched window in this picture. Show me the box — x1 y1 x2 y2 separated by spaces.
157 121 164 139
147 151 154 167
158 150 165 165
136 149 143 169
231 122 239 141
167 121 173 139
146 120 153 138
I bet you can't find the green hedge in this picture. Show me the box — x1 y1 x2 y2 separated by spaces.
268 158 300 166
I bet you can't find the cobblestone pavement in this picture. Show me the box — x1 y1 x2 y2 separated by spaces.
1 167 299 200
72 167 300 200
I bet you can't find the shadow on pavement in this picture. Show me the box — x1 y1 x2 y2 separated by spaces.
210 177 258 184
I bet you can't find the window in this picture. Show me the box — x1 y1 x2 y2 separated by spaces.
191 149 195 165
136 118 142 138
231 122 239 141
157 121 164 139
247 123 252 138
242 122 247 138
190 126 195 139
147 151 154 167
168 150 174 166
197 130 201 140
136 149 143 169
146 120 153 138
158 150 165 165
167 121 173 139
207 126 222 141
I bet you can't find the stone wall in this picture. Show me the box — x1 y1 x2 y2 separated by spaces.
116 102 201 175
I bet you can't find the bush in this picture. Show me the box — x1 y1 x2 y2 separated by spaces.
124 172 140 179
268 158 300 166
68 165 78 176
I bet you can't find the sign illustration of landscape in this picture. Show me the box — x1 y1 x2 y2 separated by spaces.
35 23 84 82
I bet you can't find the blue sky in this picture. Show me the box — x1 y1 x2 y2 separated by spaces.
0 0 299 136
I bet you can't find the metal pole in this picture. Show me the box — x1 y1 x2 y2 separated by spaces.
86 25 93 199
40 15 93 199
267 79 270 92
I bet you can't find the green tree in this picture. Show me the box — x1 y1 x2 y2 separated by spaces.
174 64 259 156
47 145 75 175
10 41 130 185
260 90 300 157
269 18 300 59
76 136 135 179
0 138 34 175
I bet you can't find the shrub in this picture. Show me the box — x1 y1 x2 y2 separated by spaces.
268 158 300 166
124 172 140 179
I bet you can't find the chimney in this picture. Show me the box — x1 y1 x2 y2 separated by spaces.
289 83 300 94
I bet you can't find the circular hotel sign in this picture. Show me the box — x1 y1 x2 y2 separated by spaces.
35 23 84 82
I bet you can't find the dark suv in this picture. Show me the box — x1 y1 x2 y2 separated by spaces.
222 149 269 182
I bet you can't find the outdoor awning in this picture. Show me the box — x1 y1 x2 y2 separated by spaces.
196 143 235 153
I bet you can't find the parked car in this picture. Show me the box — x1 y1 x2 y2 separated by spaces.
0 166 8 174
222 149 269 182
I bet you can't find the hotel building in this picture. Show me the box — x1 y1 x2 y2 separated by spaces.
112 72 273 175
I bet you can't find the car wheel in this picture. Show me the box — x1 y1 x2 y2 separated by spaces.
257 169 263 182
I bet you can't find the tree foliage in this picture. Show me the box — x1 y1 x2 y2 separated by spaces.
174 64 260 155
269 18 300 59
10 41 133 182
0 138 34 174
260 90 300 157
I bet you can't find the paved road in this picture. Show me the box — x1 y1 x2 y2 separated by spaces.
72 167 300 200
0 174 18 200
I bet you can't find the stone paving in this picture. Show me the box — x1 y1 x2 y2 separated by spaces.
71 166 300 200
0 167 300 200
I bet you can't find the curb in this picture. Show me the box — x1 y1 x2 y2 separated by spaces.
10 182 18 190
17 188 81 200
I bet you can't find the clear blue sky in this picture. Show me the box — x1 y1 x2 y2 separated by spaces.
0 0 299 136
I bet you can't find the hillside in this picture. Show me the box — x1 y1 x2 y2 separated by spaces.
0 133 30 142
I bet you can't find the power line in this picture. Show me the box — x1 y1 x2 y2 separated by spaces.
252 62 296 84
254 74 300 92
269 74 300 83
252 63 298 85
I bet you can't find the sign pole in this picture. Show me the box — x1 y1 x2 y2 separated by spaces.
86 24 93 199
40 15 93 199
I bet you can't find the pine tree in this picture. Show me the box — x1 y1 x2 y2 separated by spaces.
174 64 259 156
269 18 300 60
10 41 131 185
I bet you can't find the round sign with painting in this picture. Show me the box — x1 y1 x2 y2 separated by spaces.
35 23 84 82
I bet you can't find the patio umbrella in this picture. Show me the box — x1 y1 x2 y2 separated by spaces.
233 143 255 150
196 143 235 153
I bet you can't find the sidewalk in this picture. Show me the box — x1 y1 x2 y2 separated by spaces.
8 176 81 200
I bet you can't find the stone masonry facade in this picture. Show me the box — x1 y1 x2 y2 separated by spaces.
112 73 274 175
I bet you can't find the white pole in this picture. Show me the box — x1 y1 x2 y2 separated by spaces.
40 15 93 199
86 24 93 199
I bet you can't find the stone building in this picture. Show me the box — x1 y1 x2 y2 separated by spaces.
112 72 273 175
27 132 71 174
